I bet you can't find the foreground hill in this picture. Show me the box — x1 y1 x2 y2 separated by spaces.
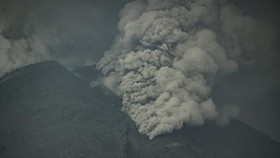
0 61 279 158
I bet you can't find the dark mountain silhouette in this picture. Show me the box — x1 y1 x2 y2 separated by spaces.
0 61 279 158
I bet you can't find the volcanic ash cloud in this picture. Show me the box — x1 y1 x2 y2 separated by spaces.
97 0 277 139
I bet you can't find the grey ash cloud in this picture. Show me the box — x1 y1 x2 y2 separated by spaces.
96 0 278 139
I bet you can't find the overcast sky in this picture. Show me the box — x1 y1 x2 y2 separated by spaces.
0 0 279 142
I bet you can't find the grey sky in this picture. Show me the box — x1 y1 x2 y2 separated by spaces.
0 0 129 68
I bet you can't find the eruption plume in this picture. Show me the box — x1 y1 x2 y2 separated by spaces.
97 0 276 139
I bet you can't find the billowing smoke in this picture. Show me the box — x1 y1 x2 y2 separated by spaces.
0 26 50 76
97 0 277 139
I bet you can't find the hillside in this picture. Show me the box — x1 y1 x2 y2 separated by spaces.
0 61 279 158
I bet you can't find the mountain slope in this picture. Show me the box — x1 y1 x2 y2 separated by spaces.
0 61 127 158
0 61 279 158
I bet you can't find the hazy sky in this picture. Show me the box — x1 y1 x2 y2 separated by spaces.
0 0 279 142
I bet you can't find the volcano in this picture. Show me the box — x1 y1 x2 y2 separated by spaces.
0 61 279 158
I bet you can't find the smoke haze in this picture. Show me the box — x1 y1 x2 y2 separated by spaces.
0 0 129 76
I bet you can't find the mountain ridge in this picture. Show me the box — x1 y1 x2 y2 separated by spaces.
0 61 279 158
